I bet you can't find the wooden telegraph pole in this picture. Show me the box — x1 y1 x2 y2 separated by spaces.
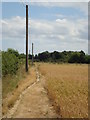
26 5 28 72
32 43 34 65
29 50 30 59
29 50 30 65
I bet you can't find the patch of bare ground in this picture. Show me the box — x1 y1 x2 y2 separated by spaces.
3 65 60 118
2 66 36 116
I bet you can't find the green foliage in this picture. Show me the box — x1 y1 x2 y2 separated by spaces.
38 51 50 62
7 48 19 57
19 53 26 59
2 48 90 77
2 49 19 76
85 55 90 63
0 51 1 78
68 52 81 63
68 51 86 63
34 50 90 64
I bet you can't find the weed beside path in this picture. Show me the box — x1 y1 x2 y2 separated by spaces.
2 66 36 116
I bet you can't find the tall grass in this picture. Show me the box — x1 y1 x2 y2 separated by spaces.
2 62 36 115
39 63 88 118
2 63 25 98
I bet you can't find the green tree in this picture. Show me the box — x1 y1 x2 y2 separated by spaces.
38 51 50 62
79 50 85 63
7 48 19 57
2 50 19 76
68 52 80 63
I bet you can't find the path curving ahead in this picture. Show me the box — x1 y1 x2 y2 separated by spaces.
5 67 60 118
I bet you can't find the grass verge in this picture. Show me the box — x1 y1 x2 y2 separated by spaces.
2 64 36 115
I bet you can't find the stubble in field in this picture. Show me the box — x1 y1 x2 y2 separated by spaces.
39 63 88 118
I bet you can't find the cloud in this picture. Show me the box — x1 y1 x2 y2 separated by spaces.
56 19 67 23
1 15 88 54
2 16 26 40
20 0 88 3
29 2 88 15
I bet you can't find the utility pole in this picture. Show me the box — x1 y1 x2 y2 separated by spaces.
29 50 30 59
32 43 34 65
26 5 28 72
29 50 30 65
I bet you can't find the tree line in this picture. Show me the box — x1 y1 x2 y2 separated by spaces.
34 50 90 64
1 49 90 76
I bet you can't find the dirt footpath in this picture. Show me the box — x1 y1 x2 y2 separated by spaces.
5 68 60 118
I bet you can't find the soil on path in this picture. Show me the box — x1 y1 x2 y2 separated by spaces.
4 67 60 118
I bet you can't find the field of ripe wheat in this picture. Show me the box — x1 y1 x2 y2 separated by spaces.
38 63 88 118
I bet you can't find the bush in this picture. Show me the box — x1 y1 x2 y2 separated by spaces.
2 50 19 76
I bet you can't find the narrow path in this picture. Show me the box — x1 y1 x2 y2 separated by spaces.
4 66 60 118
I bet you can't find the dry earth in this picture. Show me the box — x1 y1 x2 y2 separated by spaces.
3 66 60 118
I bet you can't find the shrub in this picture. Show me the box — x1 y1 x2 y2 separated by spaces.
2 50 18 76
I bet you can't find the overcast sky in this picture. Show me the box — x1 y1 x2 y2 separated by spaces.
1 2 88 54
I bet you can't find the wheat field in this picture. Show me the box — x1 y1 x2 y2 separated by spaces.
38 63 88 118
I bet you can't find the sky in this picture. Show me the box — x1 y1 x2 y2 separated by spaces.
1 2 88 54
